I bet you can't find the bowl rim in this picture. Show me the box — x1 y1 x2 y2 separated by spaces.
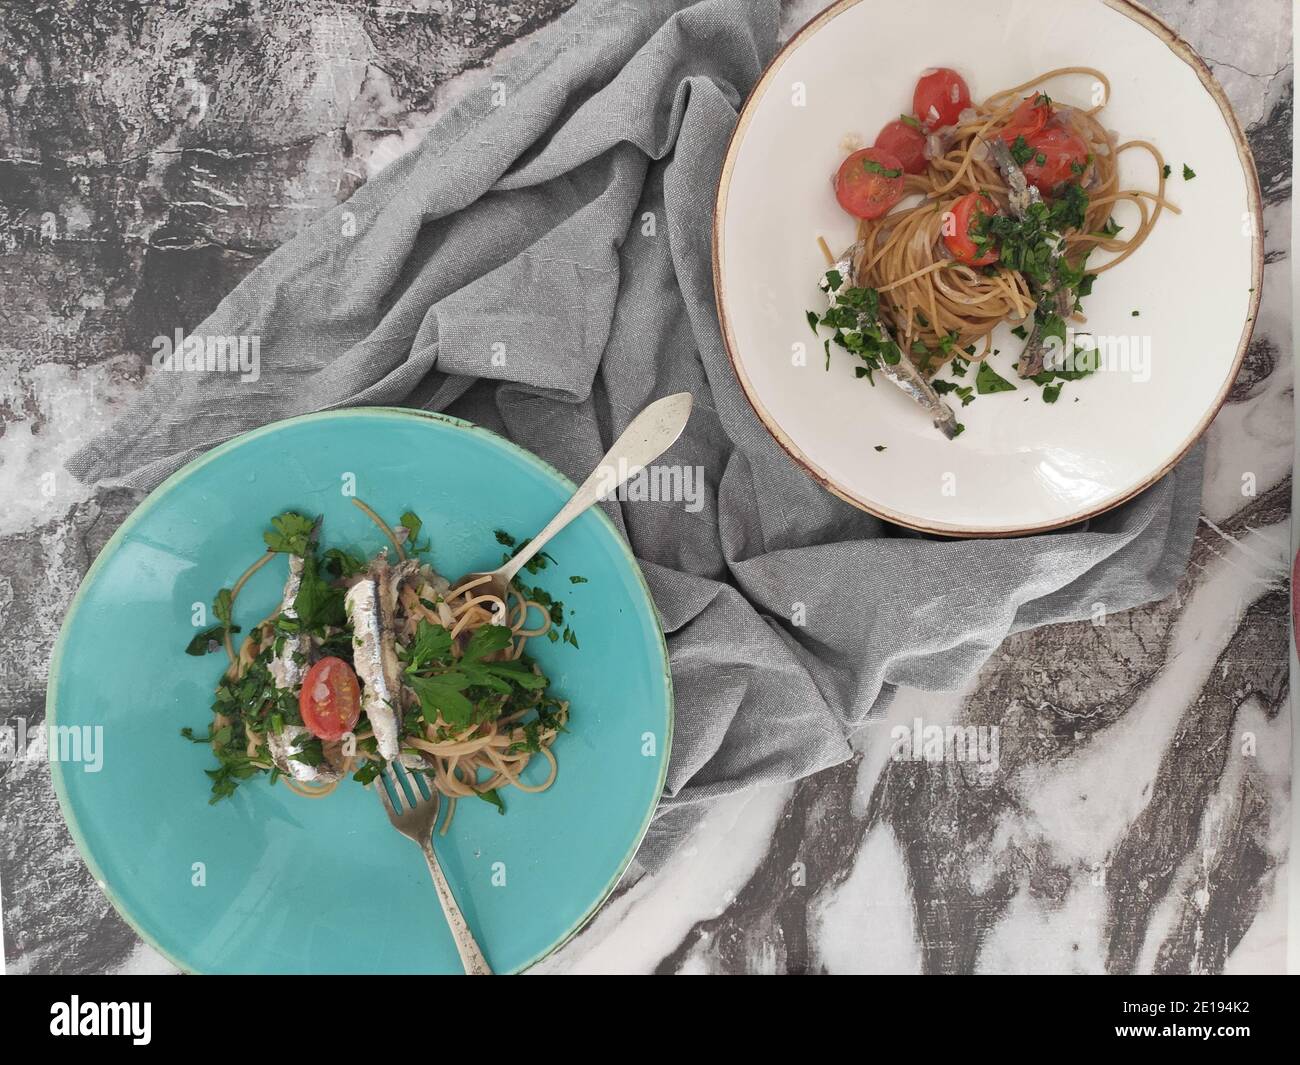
712 0 1264 538
47 405 674 974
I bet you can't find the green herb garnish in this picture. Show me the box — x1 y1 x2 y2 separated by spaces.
975 362 1017 394
263 512 315 555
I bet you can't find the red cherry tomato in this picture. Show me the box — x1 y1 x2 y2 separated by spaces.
913 67 971 130
299 656 362 741
999 93 1052 144
943 191 1000 266
1021 125 1090 194
834 147 906 220
875 118 928 175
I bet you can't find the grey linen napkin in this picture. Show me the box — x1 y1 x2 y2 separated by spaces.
68 0 1204 872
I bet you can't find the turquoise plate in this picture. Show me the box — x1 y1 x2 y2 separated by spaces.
48 408 672 974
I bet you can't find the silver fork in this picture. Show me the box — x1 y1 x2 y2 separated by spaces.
375 761 492 975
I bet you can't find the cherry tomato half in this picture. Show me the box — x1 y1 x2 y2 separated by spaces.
999 93 1052 144
875 118 928 175
914 67 971 130
943 191 1000 266
300 656 362 741
834 147 906 220
1021 125 1090 194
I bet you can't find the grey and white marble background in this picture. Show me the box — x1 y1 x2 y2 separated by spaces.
0 0 1291 974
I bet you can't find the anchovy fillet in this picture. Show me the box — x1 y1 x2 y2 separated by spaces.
266 724 342 785
986 138 1043 218
820 243 959 439
345 560 404 762
985 138 1071 378
268 553 309 692
265 525 341 784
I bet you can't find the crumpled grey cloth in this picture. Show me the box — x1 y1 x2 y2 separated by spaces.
68 0 1203 871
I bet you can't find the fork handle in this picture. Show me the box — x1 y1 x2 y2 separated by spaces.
420 839 493 975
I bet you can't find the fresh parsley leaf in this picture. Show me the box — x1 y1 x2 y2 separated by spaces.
263 512 316 555
975 362 1017 394
398 511 428 553
322 547 367 578
477 789 506 815
213 588 234 626
406 619 453 671
408 673 473 727
461 624 513 663
293 555 346 632
185 625 236 656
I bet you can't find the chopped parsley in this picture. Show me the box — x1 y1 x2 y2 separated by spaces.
931 378 975 406
398 511 429 554
972 183 1090 288
478 789 506 814
406 622 547 732
495 532 554 576
186 587 240 656
806 273 902 384
975 362 1017 395
858 156 902 179
1028 344 1100 402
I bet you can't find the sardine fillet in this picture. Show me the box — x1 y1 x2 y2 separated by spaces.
345 570 402 762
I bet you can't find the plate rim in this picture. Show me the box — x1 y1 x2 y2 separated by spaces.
712 0 1264 538
47 405 674 974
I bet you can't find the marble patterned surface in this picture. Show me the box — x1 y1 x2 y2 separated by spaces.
0 0 1291 974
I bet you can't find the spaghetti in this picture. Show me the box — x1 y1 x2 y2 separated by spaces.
187 499 570 832
823 66 1177 373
